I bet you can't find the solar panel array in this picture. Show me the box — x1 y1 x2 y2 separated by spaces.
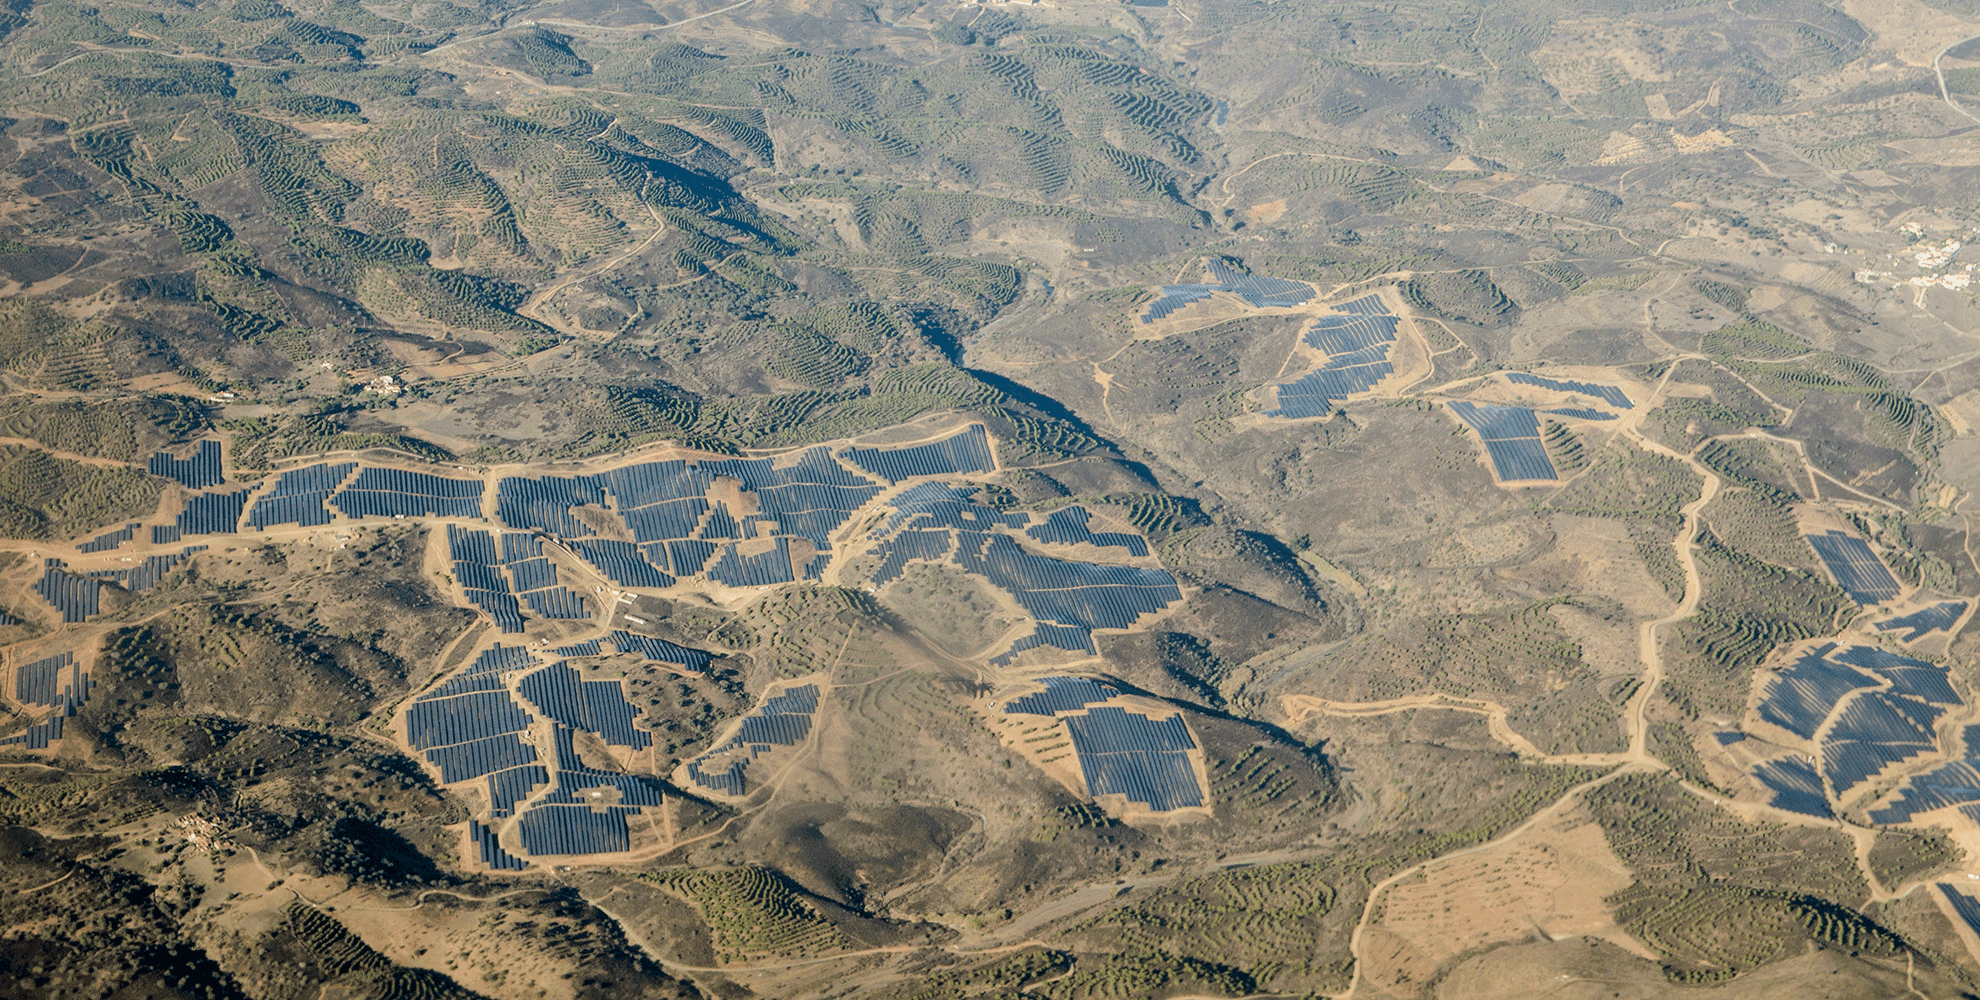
1267 300 1399 420
1752 758 1828 817
1005 676 1121 715
1876 601 1966 642
470 819 526 870
77 523 137 553
1447 401 1557 481
517 801 636 856
568 538 674 589
1546 408 1617 422
1742 642 1968 814
872 530 953 586
687 684 820 796
607 631 712 672
331 467 485 520
1756 644 1874 739
14 652 84 710
86 550 197 594
247 462 355 529
171 489 250 537
844 425 995 484
862 483 1180 664
1140 260 1314 323
1064 706 1203 811
2 650 89 751
148 440 224 489
1942 884 1980 938
496 474 605 537
1026 507 1149 556
487 765 547 818
35 560 100 623
1805 531 1902 606
518 662 649 748
1504 372 1634 409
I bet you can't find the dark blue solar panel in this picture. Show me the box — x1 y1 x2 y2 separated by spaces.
666 539 717 576
686 684 819 796
486 765 547 818
426 732 539 783
1025 507 1149 556
700 502 739 539
1064 707 1202 811
874 482 1028 536
496 474 605 537
607 631 712 672
705 538 795 587
1824 738 1929 795
624 497 710 542
1806 531 1902 606
1875 601 1966 642
518 662 649 748
955 533 1182 633
507 557 557 592
605 460 713 509
470 819 527 870
519 587 588 619
1546 408 1618 421
148 440 223 489
1871 761 1980 823
14 652 82 712
174 489 248 535
1448 400 1543 440
1505 372 1634 409
405 691 532 750
1943 884 1980 937
77 523 137 553
34 563 100 623
990 623 1097 666
1756 646 1875 739
1140 285 1217 323
1831 645 1960 705
871 529 953 586
554 640 602 657
1830 691 1933 744
517 803 633 856
331 468 484 521
568 539 674 588
1752 758 1828 817
1006 676 1120 715
246 462 353 529
844 425 997 484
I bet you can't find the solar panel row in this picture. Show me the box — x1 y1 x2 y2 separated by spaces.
705 538 796 588
1805 531 1902 606
14 652 76 707
174 490 249 536
486 765 547 817
35 562 99 623
1546 408 1618 421
148 440 224 489
1064 707 1203 811
496 474 605 537
77 523 137 553
607 631 712 672
426 733 540 784
1005 675 1120 715
246 462 355 529
568 538 674 589
991 623 1098 665
1026 507 1149 556
844 425 996 484
519 588 588 619
1876 601 1967 642
872 530 953 586
518 662 649 749
470 819 527 870
1751 758 1829 818
1832 645 1961 705
1505 372 1634 409
517 804 635 855
686 684 820 796
405 691 533 750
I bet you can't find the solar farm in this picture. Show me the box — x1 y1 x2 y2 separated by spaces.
1738 641 1970 822
1265 294 1402 420
1 650 89 751
402 640 700 865
1002 676 1207 813
1805 530 1904 606
4 419 1200 843
1139 259 1313 323
862 481 1183 662
1446 401 1558 482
